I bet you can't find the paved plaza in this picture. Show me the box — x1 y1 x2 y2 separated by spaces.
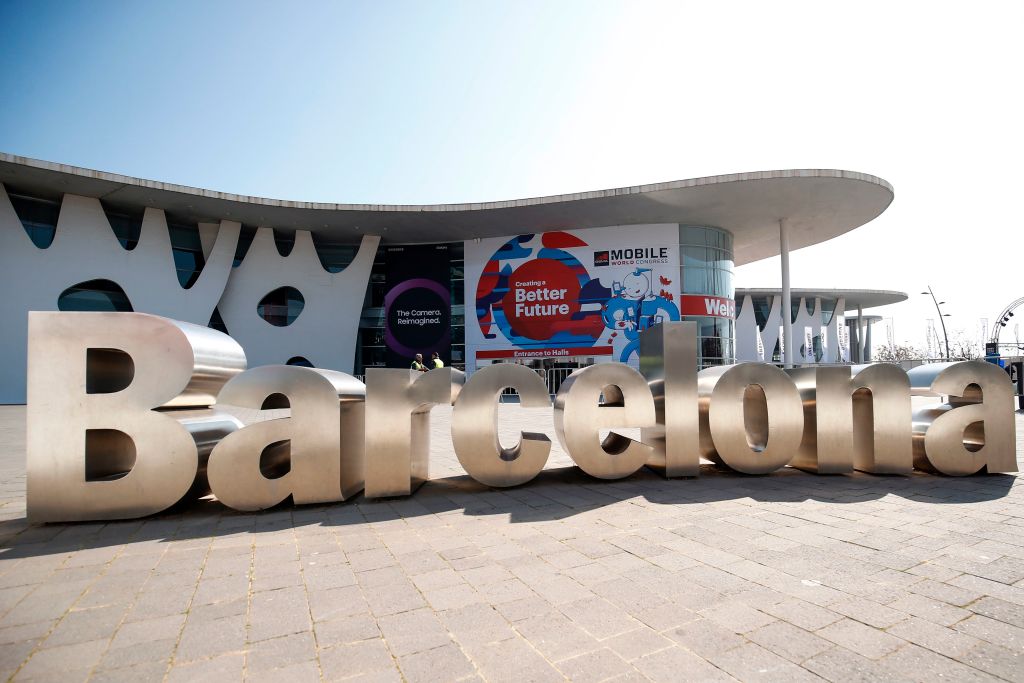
0 403 1023 682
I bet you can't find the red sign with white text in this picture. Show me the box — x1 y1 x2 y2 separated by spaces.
476 346 614 360
679 295 735 319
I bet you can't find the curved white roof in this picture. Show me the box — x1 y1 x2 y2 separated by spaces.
0 154 893 267
736 288 908 311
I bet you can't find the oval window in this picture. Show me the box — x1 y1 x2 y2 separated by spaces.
257 287 304 327
58 279 133 312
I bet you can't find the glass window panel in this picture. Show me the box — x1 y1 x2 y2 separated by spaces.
57 280 132 312
451 280 464 307
8 193 60 248
821 298 837 325
682 246 707 268
701 337 723 359
360 328 385 347
683 267 705 294
371 282 387 308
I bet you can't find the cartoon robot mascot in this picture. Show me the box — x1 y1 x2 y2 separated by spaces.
601 268 681 362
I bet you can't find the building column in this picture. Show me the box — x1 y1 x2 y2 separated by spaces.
779 219 793 367
857 304 865 363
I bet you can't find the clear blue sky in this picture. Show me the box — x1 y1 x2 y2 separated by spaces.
2 1 1022 348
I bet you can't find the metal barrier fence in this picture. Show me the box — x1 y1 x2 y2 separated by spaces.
498 367 579 398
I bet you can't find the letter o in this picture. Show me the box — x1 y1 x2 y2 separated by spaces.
700 364 803 474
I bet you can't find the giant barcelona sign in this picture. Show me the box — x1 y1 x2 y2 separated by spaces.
26 312 1017 523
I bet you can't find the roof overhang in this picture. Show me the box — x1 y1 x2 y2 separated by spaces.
736 288 908 311
0 154 893 267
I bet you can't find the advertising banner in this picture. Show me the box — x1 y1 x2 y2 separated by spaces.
465 225 682 372
679 295 735 319
384 244 451 368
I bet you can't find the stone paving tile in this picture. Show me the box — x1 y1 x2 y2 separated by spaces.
887 614 983 658
802 645 902 682
745 620 832 664
880 643 1000 682
632 645 736 682
555 646 634 681
816 617 906 659
704 641 823 682
600 626 674 662
0 404 1022 681
886 591 972 626
954 614 1024 651
959 641 1024 682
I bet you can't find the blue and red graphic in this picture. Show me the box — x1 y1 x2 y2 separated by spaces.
600 268 680 362
475 232 680 363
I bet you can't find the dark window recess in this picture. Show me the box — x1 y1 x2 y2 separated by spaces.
8 192 59 248
369 272 387 308
168 221 205 287
312 234 357 273
273 229 295 257
233 226 257 266
286 356 314 367
362 346 386 368
58 279 133 312
208 308 228 334
100 202 143 250
752 296 772 330
451 279 464 307
360 328 385 347
257 287 305 327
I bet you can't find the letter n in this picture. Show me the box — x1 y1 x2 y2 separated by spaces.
788 365 911 474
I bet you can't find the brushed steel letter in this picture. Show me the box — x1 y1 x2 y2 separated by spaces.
699 364 803 474
208 366 366 511
912 361 1017 475
639 322 699 477
364 368 465 498
788 364 912 474
452 363 551 487
26 312 246 522
553 364 656 479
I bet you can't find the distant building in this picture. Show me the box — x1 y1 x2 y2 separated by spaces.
735 289 906 364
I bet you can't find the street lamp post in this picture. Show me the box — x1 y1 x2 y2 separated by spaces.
922 285 951 359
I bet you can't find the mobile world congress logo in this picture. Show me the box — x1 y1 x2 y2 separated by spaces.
24 312 1018 523
595 247 670 267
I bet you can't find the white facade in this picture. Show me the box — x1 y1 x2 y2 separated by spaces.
0 186 377 403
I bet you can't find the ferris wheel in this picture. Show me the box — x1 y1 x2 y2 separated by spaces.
990 297 1024 346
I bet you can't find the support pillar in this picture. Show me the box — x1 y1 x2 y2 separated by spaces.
858 304 865 363
779 219 793 368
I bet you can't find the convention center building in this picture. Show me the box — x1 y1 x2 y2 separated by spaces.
0 154 895 403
